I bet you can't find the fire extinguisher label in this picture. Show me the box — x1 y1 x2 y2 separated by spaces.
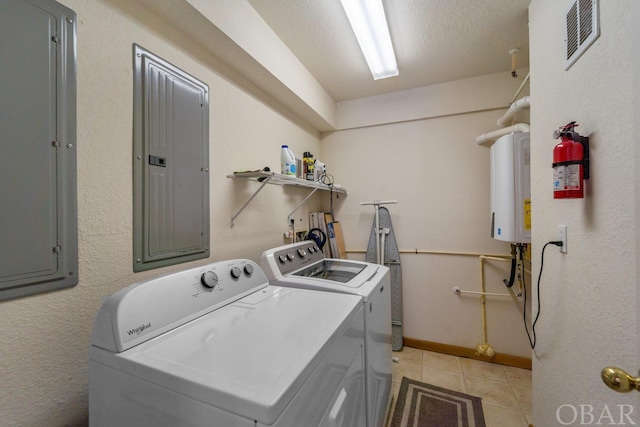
554 164 581 191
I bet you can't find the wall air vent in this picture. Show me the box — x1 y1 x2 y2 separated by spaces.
565 0 599 70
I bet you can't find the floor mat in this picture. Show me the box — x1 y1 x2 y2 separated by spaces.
390 377 486 427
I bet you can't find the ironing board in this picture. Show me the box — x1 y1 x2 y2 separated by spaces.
366 207 403 351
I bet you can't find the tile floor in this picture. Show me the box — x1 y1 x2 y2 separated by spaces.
387 347 532 427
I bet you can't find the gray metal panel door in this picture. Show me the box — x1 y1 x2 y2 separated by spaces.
133 45 209 271
0 0 77 301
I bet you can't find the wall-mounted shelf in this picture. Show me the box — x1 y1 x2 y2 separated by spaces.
227 171 347 227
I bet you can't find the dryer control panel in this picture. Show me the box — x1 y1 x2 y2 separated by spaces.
91 259 268 353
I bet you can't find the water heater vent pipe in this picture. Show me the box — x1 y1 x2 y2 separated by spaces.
475 123 530 145
497 96 531 127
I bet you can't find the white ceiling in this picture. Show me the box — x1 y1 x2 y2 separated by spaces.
247 0 530 102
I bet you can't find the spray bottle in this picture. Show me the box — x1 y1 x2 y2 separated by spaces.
303 152 314 180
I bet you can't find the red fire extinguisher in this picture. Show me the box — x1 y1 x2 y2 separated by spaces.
552 122 590 199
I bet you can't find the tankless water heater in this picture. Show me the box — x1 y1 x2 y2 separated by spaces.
490 132 531 243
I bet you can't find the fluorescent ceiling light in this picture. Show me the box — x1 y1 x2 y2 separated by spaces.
340 0 398 80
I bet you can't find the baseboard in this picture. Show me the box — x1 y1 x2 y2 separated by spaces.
402 337 532 370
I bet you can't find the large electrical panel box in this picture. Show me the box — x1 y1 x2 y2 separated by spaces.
490 132 531 244
133 45 210 272
0 0 78 301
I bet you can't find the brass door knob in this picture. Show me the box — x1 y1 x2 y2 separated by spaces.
601 367 640 393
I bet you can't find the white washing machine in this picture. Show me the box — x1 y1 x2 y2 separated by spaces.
261 242 392 427
89 259 366 427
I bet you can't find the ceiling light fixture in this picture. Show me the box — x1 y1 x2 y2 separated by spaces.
339 0 398 80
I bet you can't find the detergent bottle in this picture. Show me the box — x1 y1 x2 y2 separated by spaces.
280 145 296 176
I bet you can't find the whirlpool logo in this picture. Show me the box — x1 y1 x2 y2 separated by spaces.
127 323 151 336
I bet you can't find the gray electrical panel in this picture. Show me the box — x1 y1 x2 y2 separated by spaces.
133 45 210 272
0 0 78 302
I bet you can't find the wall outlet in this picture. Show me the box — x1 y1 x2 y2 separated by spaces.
285 229 309 241
559 225 568 253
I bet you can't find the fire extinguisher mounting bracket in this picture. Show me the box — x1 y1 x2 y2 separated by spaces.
577 135 589 180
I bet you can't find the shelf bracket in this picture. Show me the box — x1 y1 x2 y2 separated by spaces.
287 187 319 224
230 175 273 227
228 171 346 228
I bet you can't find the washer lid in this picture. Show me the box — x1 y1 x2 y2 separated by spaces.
95 286 362 425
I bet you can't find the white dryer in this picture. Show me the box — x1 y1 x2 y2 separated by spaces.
89 259 366 427
261 242 392 427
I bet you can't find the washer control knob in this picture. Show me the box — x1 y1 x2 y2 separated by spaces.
230 266 242 279
201 271 218 289
244 264 254 276
278 254 287 264
286 253 295 261
308 246 315 253
297 248 306 257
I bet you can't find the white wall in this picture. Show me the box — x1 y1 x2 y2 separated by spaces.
320 72 534 360
529 1 638 425
0 1 324 425
8 1 636 425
